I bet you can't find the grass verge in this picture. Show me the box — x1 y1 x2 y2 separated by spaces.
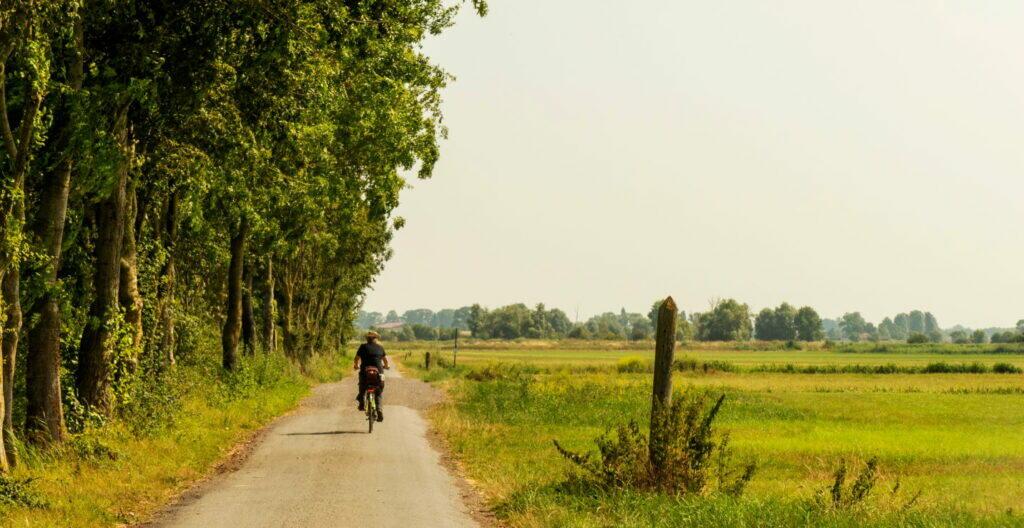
0 352 348 527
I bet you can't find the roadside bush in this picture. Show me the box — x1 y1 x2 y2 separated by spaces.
617 356 651 373
553 392 755 497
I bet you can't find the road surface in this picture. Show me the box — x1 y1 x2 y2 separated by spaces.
150 365 480 528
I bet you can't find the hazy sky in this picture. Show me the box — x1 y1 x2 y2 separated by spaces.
363 1 1024 328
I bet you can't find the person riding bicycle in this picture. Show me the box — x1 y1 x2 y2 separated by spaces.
354 331 389 421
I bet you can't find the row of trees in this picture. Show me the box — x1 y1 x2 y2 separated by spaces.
366 302 1024 345
0 0 483 470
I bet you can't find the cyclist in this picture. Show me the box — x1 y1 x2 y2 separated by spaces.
354 331 389 421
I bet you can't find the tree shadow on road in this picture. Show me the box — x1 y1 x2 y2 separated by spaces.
282 430 368 436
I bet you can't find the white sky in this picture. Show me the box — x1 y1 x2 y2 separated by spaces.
363 0 1024 328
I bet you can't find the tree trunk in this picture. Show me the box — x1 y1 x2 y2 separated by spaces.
279 274 295 358
221 218 248 370
158 192 177 365
76 121 128 413
0 265 18 470
261 256 275 354
118 181 143 368
241 259 255 356
24 162 72 444
23 12 81 444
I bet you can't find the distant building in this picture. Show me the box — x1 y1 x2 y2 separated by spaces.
375 321 405 330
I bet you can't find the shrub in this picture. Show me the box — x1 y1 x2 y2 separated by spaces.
907 333 928 344
993 362 1023 374
553 393 755 496
616 356 651 373
921 362 987 374
673 358 738 374
0 475 47 509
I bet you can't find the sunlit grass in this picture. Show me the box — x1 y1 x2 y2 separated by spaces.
396 340 1024 527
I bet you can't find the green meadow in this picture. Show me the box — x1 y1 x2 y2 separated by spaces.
394 340 1024 527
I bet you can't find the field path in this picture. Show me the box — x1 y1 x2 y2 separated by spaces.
148 364 479 528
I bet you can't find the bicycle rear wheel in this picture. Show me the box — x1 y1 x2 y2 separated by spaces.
367 393 376 433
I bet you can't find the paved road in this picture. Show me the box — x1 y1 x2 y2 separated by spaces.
150 365 479 528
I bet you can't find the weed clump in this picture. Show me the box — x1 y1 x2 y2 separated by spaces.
0 475 47 510
70 435 119 462
817 457 920 513
554 393 755 497
616 356 650 373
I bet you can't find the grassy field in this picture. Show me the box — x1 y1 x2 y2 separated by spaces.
0 352 348 527
393 340 1024 527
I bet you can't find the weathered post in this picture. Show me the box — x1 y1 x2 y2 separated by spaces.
453 328 459 367
649 296 677 480
425 351 432 370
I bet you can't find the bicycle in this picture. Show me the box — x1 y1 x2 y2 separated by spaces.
362 366 384 433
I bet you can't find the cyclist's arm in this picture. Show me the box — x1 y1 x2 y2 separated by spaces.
353 354 360 370
382 355 390 369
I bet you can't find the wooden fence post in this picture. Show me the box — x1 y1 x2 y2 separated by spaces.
425 351 431 370
649 296 677 479
453 328 459 367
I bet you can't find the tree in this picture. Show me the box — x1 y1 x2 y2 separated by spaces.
949 330 969 344
585 313 627 340
467 304 484 337
891 313 910 339
694 299 752 341
972 329 987 344
839 312 868 341
754 303 798 341
795 307 823 341
908 311 926 334
630 318 653 341
402 309 435 326
0 0 488 451
546 308 572 337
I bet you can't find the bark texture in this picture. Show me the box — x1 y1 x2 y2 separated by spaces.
158 192 177 365
261 256 275 354
76 118 129 412
0 269 18 469
24 134 74 446
119 182 143 362
241 260 255 355
221 218 248 370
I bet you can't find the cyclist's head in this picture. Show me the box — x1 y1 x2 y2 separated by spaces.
366 331 380 342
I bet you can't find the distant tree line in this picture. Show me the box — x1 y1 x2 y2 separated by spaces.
361 304 1024 345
